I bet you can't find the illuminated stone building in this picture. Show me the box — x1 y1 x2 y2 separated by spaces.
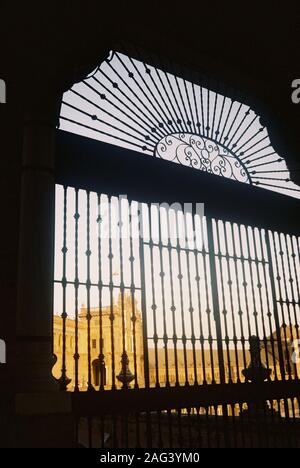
53 295 297 391
53 295 144 389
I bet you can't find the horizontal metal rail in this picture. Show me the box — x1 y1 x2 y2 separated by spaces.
72 381 300 416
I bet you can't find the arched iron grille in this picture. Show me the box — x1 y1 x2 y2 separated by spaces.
59 50 300 198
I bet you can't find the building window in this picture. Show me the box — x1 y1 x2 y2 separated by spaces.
93 360 107 387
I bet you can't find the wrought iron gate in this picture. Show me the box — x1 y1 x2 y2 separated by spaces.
138 207 300 389
53 130 300 448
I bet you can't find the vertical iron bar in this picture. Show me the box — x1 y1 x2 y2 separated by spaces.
192 213 207 385
265 231 289 381
286 235 300 363
60 185 68 390
129 202 139 388
206 216 230 447
279 234 298 379
118 197 127 389
206 217 226 384
177 408 183 448
252 228 272 379
74 188 80 392
183 211 198 385
166 209 179 386
97 193 105 391
175 208 189 386
86 191 93 391
214 220 233 383
108 196 116 390
230 223 247 379
138 203 150 388
75 418 79 447
167 409 173 448
183 79 196 133
157 207 170 387
258 228 279 381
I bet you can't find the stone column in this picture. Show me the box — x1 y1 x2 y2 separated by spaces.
10 83 74 447
15 85 61 393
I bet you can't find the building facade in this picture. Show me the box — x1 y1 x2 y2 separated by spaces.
53 295 297 391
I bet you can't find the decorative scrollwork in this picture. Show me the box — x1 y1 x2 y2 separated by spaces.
155 133 250 184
